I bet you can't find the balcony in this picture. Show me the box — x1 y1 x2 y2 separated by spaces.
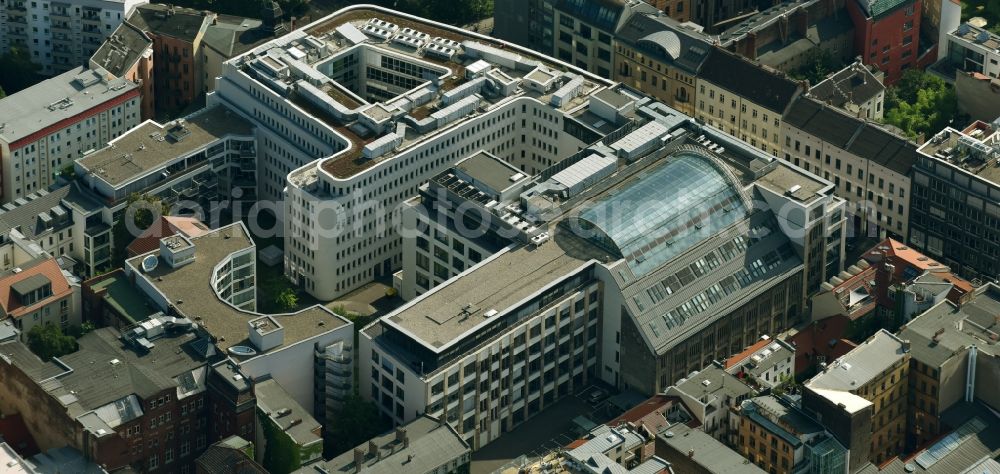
81 15 101 25
50 22 72 33
50 10 71 20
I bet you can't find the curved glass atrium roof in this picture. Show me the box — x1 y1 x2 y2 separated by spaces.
573 152 748 277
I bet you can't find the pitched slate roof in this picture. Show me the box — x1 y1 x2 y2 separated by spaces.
698 48 802 114
784 97 918 175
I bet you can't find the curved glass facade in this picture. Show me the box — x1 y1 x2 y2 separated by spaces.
572 152 747 277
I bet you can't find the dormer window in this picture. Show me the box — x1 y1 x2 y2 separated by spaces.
12 275 52 306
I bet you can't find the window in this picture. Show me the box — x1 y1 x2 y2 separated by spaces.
903 20 913 31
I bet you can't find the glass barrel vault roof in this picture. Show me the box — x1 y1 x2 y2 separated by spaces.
574 152 747 277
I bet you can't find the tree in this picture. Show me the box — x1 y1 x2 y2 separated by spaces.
790 48 839 86
27 323 79 361
0 47 41 95
882 70 958 140
274 287 299 312
325 394 390 458
111 193 170 266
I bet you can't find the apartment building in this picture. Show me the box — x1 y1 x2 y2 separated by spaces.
782 97 916 240
846 0 921 85
910 121 1000 283
614 12 709 117
656 422 768 474
365 99 846 449
802 329 910 471
896 284 1000 448
695 47 803 157
74 105 258 217
715 0 854 73
123 222 355 443
723 336 795 390
0 0 148 75
735 395 848 474
493 0 552 53
302 416 471 474
209 5 621 301
943 23 1000 79
0 322 255 473
89 20 155 120
550 0 656 79
806 60 886 121
0 66 141 204
0 242 80 338
664 364 755 444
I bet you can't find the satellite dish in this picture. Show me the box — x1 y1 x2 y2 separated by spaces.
141 255 159 273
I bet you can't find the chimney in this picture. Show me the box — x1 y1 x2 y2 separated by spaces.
353 448 364 473
688 449 695 458
368 440 379 457
395 428 409 448
902 339 911 353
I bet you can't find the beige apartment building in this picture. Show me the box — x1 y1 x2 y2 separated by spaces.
782 97 916 240
695 48 804 157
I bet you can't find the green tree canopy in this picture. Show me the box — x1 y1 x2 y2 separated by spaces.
326 394 390 457
27 323 79 361
883 70 958 140
0 47 41 95
274 287 299 312
790 48 839 86
111 193 170 267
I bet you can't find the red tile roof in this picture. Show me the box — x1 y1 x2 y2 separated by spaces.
724 337 773 369
0 258 72 318
788 316 857 376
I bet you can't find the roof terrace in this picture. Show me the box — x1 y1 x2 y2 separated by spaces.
77 106 254 188
234 6 606 183
125 223 348 354
919 125 1000 185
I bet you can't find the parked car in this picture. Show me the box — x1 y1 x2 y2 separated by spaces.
587 388 608 404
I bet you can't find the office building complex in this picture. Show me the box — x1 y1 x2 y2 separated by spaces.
910 120 1000 283
802 329 910 471
364 96 846 449
123 222 355 443
0 67 141 204
209 5 621 300
0 0 147 75
782 97 916 239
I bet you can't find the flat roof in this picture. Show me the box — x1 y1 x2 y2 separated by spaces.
0 66 139 145
381 234 591 350
658 423 768 473
240 6 609 182
77 106 254 188
918 127 1000 186
126 223 348 353
899 284 1000 368
255 378 322 446
87 271 157 324
754 156 833 202
308 415 470 474
806 329 907 393
454 151 522 195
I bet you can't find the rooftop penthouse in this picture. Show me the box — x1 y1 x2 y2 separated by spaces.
75 106 255 204
918 121 1000 186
